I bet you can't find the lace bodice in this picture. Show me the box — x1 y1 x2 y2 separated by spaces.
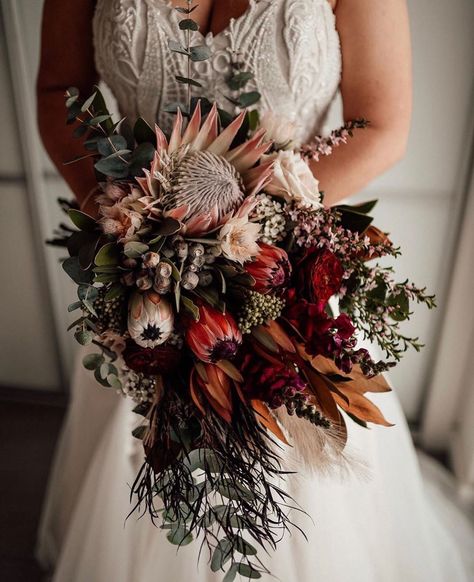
93 0 341 142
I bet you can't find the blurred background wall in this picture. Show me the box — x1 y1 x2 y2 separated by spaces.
0 0 473 482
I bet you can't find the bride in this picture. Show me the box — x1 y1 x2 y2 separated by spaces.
36 1 471 581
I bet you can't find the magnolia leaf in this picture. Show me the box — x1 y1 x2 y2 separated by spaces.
154 217 182 236
263 320 295 353
333 389 394 427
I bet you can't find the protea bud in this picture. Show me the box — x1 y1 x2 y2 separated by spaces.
128 291 174 348
186 304 242 363
245 243 291 294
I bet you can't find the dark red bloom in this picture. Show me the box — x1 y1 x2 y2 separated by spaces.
297 248 343 306
186 304 242 363
245 243 292 294
240 354 306 409
123 339 181 375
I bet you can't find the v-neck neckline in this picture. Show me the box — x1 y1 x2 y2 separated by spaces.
159 0 257 39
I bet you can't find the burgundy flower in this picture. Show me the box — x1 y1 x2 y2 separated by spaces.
297 248 343 306
245 243 292 294
186 304 242 363
123 339 181 375
285 300 356 365
240 354 306 409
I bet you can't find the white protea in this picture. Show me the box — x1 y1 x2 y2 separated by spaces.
128 291 174 348
136 102 274 236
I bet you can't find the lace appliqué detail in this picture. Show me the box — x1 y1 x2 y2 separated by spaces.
93 0 341 142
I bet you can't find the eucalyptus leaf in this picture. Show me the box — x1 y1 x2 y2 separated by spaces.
95 155 130 179
166 525 193 546
179 18 199 31
62 256 92 285
134 117 157 145
223 564 239 582
97 135 128 157
168 40 189 56
124 241 149 258
211 538 233 572
75 330 93 346
95 242 120 266
105 283 125 301
189 45 211 62
68 209 97 232
129 142 156 175
68 301 82 313
227 71 253 91
238 91 261 107
237 563 261 579
175 75 202 88
83 353 104 370
94 366 111 387
81 91 97 112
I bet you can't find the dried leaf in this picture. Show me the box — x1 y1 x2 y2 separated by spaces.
251 400 288 444
333 389 394 427
263 320 296 353
216 360 244 383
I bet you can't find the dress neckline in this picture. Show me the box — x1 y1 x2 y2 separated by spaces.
157 0 264 40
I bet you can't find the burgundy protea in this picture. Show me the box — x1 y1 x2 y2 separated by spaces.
123 339 182 375
241 354 307 409
186 304 242 363
297 248 344 306
245 243 292 294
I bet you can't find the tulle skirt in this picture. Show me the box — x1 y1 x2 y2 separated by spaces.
37 348 474 582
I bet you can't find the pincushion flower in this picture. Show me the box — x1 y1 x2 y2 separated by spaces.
265 150 322 208
245 242 292 294
136 102 274 236
218 196 261 264
128 291 174 348
297 248 343 306
186 304 242 363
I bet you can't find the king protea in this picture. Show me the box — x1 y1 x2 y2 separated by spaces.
136 102 274 236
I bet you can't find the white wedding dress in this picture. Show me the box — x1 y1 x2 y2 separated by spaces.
37 1 474 581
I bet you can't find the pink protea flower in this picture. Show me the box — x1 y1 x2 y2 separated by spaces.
245 242 292 294
136 102 274 236
128 291 174 348
186 304 242 363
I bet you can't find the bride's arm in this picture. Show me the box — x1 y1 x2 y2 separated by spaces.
312 0 412 206
37 0 99 215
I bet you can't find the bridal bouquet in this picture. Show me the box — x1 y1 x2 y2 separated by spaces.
49 7 434 580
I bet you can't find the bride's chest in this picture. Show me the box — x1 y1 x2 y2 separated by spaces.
93 0 341 139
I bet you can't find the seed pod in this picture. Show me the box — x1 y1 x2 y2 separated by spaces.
136 276 153 291
157 261 173 278
189 243 205 258
198 271 213 286
142 252 160 269
181 270 200 290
